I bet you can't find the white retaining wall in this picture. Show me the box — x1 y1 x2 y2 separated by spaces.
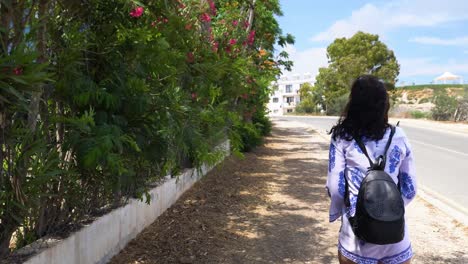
20 141 230 264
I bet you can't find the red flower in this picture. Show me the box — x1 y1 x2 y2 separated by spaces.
163 18 169 23
229 39 237 45
13 67 23 75
232 20 239 27
225 46 232 53
200 13 211 22
191 92 197 100
243 20 250 29
151 21 157 27
212 41 219 52
186 52 195 63
130 6 144 18
247 30 256 45
208 0 217 16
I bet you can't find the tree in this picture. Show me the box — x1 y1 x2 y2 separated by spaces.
298 82 313 99
296 82 322 113
315 31 400 114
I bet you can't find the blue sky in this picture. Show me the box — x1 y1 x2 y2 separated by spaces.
277 0 468 85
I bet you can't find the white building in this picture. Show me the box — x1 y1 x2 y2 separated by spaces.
267 73 314 116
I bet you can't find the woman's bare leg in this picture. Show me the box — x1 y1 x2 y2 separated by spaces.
378 259 411 264
338 251 356 264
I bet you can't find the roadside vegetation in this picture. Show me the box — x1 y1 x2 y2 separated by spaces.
293 32 468 122
0 0 293 257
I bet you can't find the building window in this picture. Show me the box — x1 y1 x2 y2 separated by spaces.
287 109 293 113
285 85 292 93
273 97 279 103
286 97 294 103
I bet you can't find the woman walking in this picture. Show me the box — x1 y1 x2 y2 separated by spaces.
326 75 417 264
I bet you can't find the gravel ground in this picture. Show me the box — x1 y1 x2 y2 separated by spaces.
108 120 468 264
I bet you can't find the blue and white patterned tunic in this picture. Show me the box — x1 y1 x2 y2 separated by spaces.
326 127 417 264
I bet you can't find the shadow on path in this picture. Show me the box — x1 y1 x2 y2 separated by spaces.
109 123 339 264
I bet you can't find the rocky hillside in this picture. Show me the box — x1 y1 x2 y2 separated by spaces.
390 85 467 119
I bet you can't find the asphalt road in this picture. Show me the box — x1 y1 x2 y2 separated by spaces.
272 116 468 213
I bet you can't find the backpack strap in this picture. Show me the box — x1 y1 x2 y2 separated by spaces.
354 136 375 168
344 125 396 207
381 125 397 168
354 125 396 170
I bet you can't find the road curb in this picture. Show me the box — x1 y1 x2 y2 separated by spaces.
417 186 468 227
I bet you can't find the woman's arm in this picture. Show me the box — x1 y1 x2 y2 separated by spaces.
326 139 347 222
399 136 417 206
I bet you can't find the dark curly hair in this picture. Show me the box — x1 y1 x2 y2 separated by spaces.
329 75 390 141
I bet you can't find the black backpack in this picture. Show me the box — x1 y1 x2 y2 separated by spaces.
344 125 405 245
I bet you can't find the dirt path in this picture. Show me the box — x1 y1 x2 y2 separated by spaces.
109 120 468 264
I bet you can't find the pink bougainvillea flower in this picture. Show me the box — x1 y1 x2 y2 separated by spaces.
130 6 144 18
208 0 217 16
186 52 195 63
13 67 23 75
247 30 256 45
225 46 232 53
151 21 157 27
163 18 169 23
232 20 239 27
242 41 247 47
229 39 237 45
243 20 250 29
200 13 211 22
191 92 197 100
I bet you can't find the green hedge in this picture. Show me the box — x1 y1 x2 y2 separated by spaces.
0 0 292 256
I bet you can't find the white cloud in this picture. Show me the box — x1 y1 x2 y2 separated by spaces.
399 57 468 77
410 36 468 46
281 45 328 79
311 0 468 42
311 4 386 42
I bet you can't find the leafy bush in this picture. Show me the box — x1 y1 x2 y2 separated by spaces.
253 109 272 136
418 98 431 104
0 0 293 257
410 110 430 119
296 97 318 113
235 122 263 152
432 94 458 121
